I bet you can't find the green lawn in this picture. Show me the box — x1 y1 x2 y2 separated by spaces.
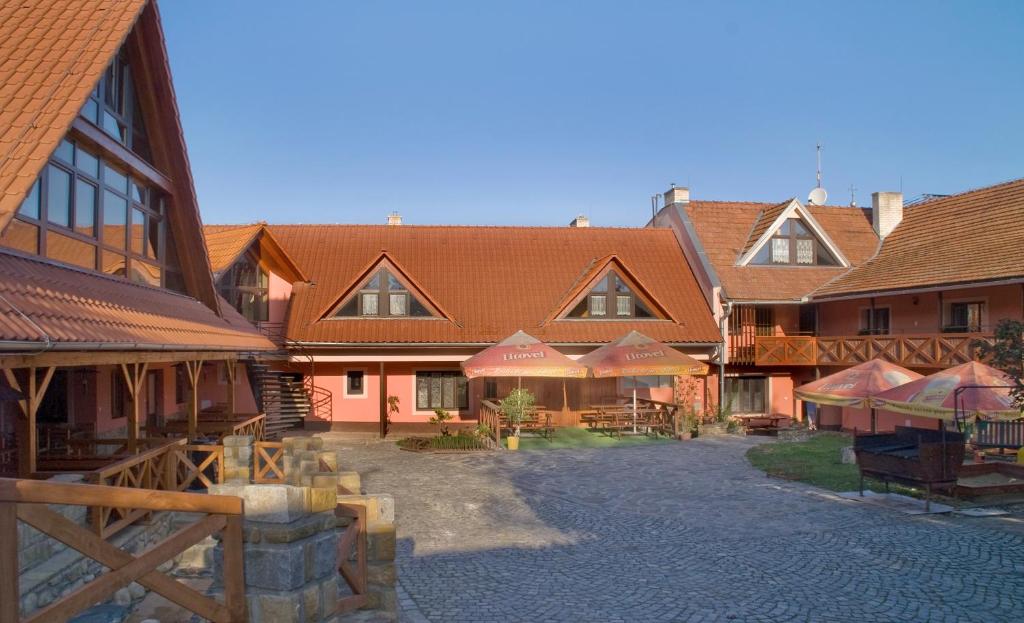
505 426 674 450
746 432 925 497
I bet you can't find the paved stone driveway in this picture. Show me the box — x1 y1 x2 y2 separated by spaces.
329 435 1024 623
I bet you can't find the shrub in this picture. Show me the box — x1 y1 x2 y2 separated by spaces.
429 407 453 436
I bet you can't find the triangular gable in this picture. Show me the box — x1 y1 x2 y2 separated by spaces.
205 224 308 283
736 199 850 267
0 0 148 233
0 1 223 314
318 252 454 321
546 255 676 323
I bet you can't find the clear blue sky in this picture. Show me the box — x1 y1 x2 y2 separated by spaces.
161 1 1024 227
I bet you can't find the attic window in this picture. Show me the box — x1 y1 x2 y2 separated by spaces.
567 271 656 319
334 268 432 318
750 218 839 266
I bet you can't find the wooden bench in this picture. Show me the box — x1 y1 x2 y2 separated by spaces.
737 415 793 435
499 410 554 440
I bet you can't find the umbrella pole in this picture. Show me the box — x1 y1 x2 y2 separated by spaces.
870 407 876 434
633 379 637 434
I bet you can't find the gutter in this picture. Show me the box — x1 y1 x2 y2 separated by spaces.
718 302 733 410
810 277 1024 303
0 340 276 353
288 340 723 349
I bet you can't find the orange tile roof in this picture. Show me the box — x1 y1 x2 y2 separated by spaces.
0 0 148 232
0 248 275 350
813 178 1024 298
683 200 879 301
262 224 721 345
738 199 791 256
203 224 264 274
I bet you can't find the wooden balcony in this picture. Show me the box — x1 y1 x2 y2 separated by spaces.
753 333 994 368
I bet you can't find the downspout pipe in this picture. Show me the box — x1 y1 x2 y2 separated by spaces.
719 300 734 410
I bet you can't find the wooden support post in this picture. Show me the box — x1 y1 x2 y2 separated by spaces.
379 361 387 439
225 361 237 418
0 502 18 623
120 362 149 453
4 366 55 477
184 360 203 441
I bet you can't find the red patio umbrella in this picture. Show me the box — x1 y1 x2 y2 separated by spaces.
871 361 1019 422
461 330 588 380
577 330 709 431
794 359 922 433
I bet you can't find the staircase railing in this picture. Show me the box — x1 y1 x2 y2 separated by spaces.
254 320 332 423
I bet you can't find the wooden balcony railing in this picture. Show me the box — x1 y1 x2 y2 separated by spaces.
0 476 245 622
754 333 994 367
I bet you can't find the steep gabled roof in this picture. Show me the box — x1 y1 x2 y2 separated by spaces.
0 0 222 312
203 223 307 283
0 0 148 231
262 224 720 345
739 200 792 257
683 200 878 302
813 177 1024 298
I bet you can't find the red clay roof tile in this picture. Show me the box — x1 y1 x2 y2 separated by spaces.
0 248 274 350
813 178 1024 297
257 224 721 345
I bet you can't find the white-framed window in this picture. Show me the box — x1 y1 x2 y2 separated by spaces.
343 369 367 399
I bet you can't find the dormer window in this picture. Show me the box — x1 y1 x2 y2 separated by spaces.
334 268 432 318
567 271 656 319
750 218 838 266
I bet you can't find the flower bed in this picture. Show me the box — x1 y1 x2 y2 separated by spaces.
397 436 492 453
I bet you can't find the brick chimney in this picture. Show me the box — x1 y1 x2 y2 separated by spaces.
663 185 690 206
569 215 590 228
871 192 903 238
386 212 402 226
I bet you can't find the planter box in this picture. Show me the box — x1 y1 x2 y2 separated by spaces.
701 423 729 436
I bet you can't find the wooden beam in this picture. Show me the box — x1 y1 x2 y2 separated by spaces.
185 360 203 441
70 118 172 193
120 363 148 453
222 514 247 622
17 504 229 622
0 503 17 623
4 368 53 476
225 361 237 417
0 349 243 371
0 477 242 514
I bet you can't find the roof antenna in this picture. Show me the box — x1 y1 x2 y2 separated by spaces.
848 184 857 207
807 143 828 205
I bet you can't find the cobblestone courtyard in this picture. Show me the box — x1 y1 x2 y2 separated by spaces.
331 435 1024 623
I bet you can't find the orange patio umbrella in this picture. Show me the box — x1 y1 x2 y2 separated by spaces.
794 359 922 433
871 361 1019 423
577 331 709 431
461 330 588 380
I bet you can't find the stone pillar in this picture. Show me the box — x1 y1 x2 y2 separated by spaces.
210 482 341 623
222 434 254 483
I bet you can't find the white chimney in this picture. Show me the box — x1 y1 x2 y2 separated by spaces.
871 191 903 238
569 215 590 228
386 212 402 226
663 185 690 206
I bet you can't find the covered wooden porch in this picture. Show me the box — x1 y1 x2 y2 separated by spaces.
0 349 264 479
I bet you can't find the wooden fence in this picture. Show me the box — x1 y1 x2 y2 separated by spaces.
335 502 368 614
0 476 246 623
253 441 285 484
87 439 225 539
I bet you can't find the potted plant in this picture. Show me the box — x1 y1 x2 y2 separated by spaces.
499 388 534 450
700 400 733 436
